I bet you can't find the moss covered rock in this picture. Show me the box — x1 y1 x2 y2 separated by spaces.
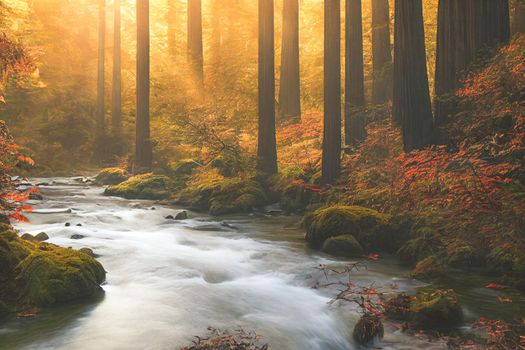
95 168 129 186
410 256 445 281
104 174 174 200
179 172 268 215
0 224 105 313
352 315 384 345
447 245 482 268
304 205 390 248
397 234 439 265
410 289 463 330
168 159 201 178
322 235 364 258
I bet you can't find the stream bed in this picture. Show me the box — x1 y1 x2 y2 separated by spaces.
0 178 522 350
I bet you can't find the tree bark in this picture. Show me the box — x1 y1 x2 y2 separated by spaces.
134 0 152 173
322 0 342 184
345 0 366 146
96 0 106 139
257 0 278 175
371 0 392 104
187 0 203 89
467 0 510 59
278 0 301 120
513 1 525 35
393 0 434 152
112 0 122 136
167 0 176 61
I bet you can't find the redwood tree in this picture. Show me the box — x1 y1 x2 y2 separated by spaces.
393 0 434 151
513 1 525 35
188 0 203 88
257 0 278 175
322 0 341 183
278 0 301 120
371 0 392 104
134 0 152 173
112 0 122 136
96 0 105 140
345 0 365 146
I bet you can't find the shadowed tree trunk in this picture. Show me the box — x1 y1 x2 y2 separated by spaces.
371 0 392 104
513 1 525 35
257 0 278 175
322 0 341 184
393 0 434 151
188 0 203 89
112 0 122 136
436 0 510 128
278 0 301 120
345 0 366 146
96 0 105 140
167 0 176 61
134 0 152 173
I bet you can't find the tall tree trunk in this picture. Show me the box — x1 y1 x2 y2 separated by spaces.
134 0 152 173
371 0 392 104
96 0 105 140
167 0 176 60
393 0 434 152
257 0 278 175
112 0 122 136
467 0 510 59
345 0 365 146
513 1 525 35
278 0 301 120
187 0 203 89
322 0 341 184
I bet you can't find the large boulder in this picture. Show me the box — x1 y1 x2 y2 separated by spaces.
104 174 174 200
168 159 201 178
409 289 463 330
95 168 129 186
0 224 105 313
303 205 390 248
179 174 268 215
322 235 364 258
397 235 438 265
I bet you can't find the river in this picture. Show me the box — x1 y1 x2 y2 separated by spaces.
1 178 521 349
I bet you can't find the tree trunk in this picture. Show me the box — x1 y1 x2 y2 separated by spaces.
393 0 434 152
112 0 122 136
467 0 510 59
278 0 301 120
167 0 176 60
187 0 203 89
371 0 392 104
322 0 341 184
96 0 105 139
345 0 366 146
134 0 152 174
513 1 525 35
257 0 278 175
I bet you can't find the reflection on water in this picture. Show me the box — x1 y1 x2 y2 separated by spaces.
1 178 519 350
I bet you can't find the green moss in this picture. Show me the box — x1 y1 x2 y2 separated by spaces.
409 256 445 281
487 247 515 273
397 235 438 265
322 235 364 258
179 172 268 215
447 245 482 268
410 289 463 330
95 168 129 186
104 174 174 200
303 205 390 248
0 224 105 313
168 159 200 178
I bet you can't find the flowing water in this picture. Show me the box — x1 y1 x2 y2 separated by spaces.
0 178 522 350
